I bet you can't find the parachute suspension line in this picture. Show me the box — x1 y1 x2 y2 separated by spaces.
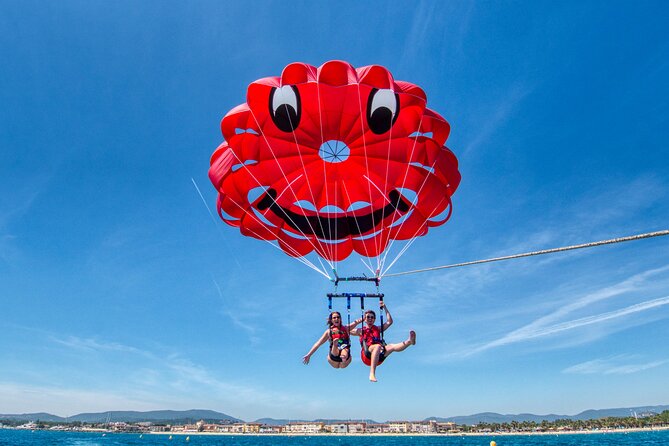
360 295 366 352
216 191 331 279
246 110 336 269
360 258 377 276
382 198 453 275
383 229 669 278
379 88 396 275
340 180 381 274
316 256 329 278
378 112 425 272
334 180 339 269
314 80 337 263
379 153 451 275
314 82 337 264
226 149 318 249
379 293 385 344
356 82 382 273
346 296 351 337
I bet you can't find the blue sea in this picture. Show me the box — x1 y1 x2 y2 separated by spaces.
1 430 668 446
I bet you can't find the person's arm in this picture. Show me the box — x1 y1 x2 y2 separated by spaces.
302 330 329 364
346 317 363 331
381 302 393 330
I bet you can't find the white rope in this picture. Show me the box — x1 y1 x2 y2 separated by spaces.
382 230 669 278
356 83 382 272
246 109 335 269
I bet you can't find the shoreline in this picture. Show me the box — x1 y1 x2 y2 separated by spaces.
148 426 669 437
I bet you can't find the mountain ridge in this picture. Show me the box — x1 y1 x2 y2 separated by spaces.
2 405 667 424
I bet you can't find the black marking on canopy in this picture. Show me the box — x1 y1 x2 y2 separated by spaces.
257 189 410 239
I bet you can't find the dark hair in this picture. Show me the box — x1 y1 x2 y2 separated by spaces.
327 311 342 327
364 310 376 318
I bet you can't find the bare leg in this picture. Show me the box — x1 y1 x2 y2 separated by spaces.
327 353 342 368
330 343 340 357
340 353 352 369
368 344 382 382
384 331 416 354
340 347 350 362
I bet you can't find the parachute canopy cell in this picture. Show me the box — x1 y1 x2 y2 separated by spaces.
209 60 461 262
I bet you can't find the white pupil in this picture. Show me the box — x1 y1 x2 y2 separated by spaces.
273 85 297 112
371 89 396 116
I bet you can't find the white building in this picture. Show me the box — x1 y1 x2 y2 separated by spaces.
284 422 324 434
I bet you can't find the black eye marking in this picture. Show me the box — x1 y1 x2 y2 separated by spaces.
367 88 399 135
269 85 301 132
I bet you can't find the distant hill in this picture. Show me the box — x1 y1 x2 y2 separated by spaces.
3 404 668 425
0 409 240 424
425 405 669 424
573 405 669 420
0 413 65 422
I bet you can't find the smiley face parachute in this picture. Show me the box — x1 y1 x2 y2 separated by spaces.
209 60 460 273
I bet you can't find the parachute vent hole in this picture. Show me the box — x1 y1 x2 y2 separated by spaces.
319 140 350 163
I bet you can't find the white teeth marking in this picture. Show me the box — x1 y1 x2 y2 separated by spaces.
409 131 433 138
396 188 418 206
292 201 373 214
319 205 345 214
347 201 372 212
247 186 270 204
251 208 277 228
388 209 414 228
294 200 317 211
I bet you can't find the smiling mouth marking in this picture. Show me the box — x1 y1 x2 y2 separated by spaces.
257 189 411 240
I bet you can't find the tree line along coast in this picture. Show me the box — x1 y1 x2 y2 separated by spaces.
2 411 669 435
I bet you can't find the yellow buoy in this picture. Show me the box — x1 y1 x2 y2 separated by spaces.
490 441 497 446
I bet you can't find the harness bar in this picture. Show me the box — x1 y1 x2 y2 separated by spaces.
327 293 384 298
331 275 380 287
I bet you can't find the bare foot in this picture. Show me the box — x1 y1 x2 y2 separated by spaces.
409 330 416 345
369 374 377 382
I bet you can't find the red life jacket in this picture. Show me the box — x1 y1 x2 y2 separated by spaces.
360 325 386 366
361 325 383 347
329 325 350 345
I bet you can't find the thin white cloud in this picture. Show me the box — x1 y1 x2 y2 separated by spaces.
212 278 261 344
463 83 534 156
164 357 309 410
510 265 669 333
50 335 144 354
399 2 438 69
419 265 669 362
0 382 157 417
564 355 669 375
468 295 669 355
7 328 321 419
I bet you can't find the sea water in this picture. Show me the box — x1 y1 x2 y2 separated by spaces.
1 430 668 446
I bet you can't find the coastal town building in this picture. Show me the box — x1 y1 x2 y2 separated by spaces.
345 422 366 433
325 423 347 433
364 423 388 433
284 422 324 433
387 421 410 433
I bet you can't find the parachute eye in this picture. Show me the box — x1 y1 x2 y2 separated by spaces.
367 88 399 134
270 85 301 132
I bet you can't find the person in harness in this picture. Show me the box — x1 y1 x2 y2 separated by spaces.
303 311 361 369
350 302 416 382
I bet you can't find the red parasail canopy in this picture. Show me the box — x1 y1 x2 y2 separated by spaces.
209 60 461 262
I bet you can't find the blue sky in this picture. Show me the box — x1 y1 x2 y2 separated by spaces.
1 1 669 422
